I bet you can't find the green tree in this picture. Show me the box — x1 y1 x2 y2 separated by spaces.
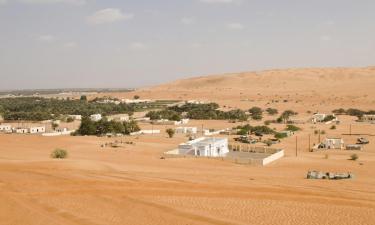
166 128 175 138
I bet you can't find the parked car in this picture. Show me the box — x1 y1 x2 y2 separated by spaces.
357 137 369 144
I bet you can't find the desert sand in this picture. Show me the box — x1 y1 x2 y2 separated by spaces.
1 67 375 225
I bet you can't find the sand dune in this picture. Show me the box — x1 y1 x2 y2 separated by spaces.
104 67 375 113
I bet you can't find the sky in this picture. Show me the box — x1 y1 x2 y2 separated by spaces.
0 0 374 90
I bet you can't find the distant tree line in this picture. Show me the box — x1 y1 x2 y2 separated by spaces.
0 97 135 121
147 103 249 121
332 108 375 119
75 117 140 136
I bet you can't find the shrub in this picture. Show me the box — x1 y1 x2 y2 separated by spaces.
332 108 346 114
350 154 358 161
134 95 140 99
286 125 301 132
249 107 263 120
264 120 271 126
66 117 74 123
266 108 278 115
330 125 336 130
323 115 336 122
274 132 288 139
51 148 68 159
166 128 175 138
321 130 326 135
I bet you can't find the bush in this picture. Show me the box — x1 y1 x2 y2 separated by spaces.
286 125 301 132
249 107 263 120
166 128 175 138
66 117 74 123
274 132 288 139
350 154 358 161
51 149 68 159
266 108 278 115
332 108 346 115
330 125 336 130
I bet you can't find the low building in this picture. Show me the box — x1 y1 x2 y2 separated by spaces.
175 127 197 134
322 137 345 150
68 115 82 120
178 137 229 157
15 128 28 134
361 115 375 123
121 99 153 104
130 130 160 135
29 126 46 134
346 144 363 151
311 113 327 123
107 114 129 122
90 114 102 122
0 124 12 132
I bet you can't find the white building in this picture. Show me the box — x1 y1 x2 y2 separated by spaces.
121 99 153 104
178 137 229 157
311 113 327 123
29 126 46 134
0 124 12 132
175 127 197 134
323 137 344 150
68 115 82 120
107 114 129 122
90 114 102 122
362 115 375 123
15 128 28 134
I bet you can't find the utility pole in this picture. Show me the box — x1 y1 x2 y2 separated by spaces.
308 134 311 152
295 136 298 157
318 129 321 143
201 124 204 136
349 124 352 136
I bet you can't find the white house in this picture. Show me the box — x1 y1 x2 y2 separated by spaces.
90 114 102 122
121 99 153 104
362 115 375 123
178 137 229 157
323 137 344 150
175 127 197 134
107 114 129 122
15 128 28 134
0 124 12 132
29 126 46 134
68 115 82 120
311 113 327 123
130 130 161 136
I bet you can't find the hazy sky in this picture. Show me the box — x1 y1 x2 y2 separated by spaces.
0 0 374 90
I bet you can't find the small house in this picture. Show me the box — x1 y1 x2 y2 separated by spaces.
29 126 46 134
323 137 344 150
15 128 28 134
0 124 12 132
90 114 102 122
178 137 229 157
107 114 129 122
362 115 375 123
68 115 82 120
175 127 197 134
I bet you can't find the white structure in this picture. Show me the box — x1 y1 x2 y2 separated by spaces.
175 119 189 125
362 115 375 123
107 114 129 122
178 137 229 157
0 124 12 132
130 130 161 136
68 115 82 120
15 128 28 134
90 114 102 122
175 127 197 134
311 113 327 123
29 126 46 134
323 137 345 150
187 100 206 104
204 128 230 136
122 99 153 104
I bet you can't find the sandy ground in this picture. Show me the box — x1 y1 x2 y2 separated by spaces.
1 117 375 225
1 67 375 225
